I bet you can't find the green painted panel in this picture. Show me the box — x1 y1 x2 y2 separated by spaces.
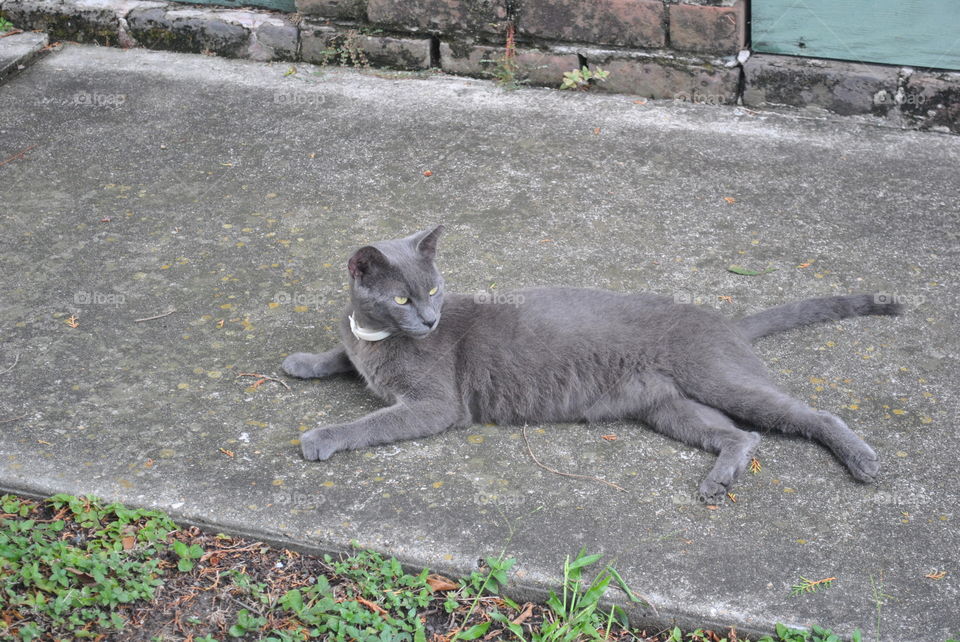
169 0 295 13
752 0 960 71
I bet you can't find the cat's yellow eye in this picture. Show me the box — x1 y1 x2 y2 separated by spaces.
428 287 438 296
394 296 409 305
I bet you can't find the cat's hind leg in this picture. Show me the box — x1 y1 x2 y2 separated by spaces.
687 375 879 483
640 398 760 502
282 347 355 379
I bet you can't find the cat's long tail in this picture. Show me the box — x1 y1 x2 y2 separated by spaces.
736 294 902 341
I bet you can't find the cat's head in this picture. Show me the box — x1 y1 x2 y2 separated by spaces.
347 226 445 339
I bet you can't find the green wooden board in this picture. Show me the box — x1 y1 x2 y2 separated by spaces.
752 0 960 71
170 0 295 13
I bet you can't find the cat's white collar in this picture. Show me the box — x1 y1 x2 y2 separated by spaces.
349 313 392 342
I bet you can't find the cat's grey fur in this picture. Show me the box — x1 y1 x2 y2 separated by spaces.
283 226 901 501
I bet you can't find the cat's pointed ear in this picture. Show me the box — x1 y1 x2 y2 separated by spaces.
348 246 388 280
413 225 444 261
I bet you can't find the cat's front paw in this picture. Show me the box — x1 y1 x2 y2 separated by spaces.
300 427 340 461
282 352 322 379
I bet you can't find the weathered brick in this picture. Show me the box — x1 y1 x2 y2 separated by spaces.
439 41 499 77
669 0 744 55
586 49 739 102
367 0 507 37
440 42 579 87
356 34 431 70
126 6 250 57
900 69 960 133
1 0 134 45
250 16 298 61
743 54 899 116
294 0 365 20
520 0 665 49
299 19 338 64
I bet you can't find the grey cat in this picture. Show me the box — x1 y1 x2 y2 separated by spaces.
282 226 900 501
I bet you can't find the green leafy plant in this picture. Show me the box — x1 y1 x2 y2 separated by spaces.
173 539 204 571
450 554 519 641
560 66 610 90
0 17 15 32
0 494 176 640
530 549 627 641
229 608 268 637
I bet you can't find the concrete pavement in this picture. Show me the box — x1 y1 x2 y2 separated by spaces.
1 44 958 639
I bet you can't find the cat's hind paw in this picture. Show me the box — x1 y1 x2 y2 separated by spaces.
844 445 880 482
697 478 730 505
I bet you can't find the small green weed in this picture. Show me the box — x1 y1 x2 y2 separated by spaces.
0 17 15 32
560 66 610 90
0 494 176 640
316 29 369 69
790 576 836 597
756 622 861 642
486 23 521 89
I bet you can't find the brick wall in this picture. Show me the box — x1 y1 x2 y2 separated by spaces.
296 0 746 103
4 0 957 132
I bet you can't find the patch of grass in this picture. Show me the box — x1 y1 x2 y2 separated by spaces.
0 493 176 639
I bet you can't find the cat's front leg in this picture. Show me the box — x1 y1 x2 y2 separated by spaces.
300 399 458 461
282 347 355 379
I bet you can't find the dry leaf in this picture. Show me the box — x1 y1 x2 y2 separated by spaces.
144 459 155 468
355 597 388 617
422 170 433 177
749 457 762 474
727 492 737 503
219 448 235 457
512 603 535 625
217 319 225 328
426 574 458 592
100 217 112 223
122 536 136 550
539 239 554 243
601 434 618 441
925 570 947 580
633 99 647 105
65 315 79 328
706 504 719 510
593 127 601 135
718 295 734 303
251 378 267 389
723 197 736 204
37 439 52 445
797 262 813 268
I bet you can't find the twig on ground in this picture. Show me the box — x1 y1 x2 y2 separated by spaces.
0 353 20 374
0 28 24 38
521 425 628 493
235 372 291 390
134 308 177 323
0 413 28 424
0 145 36 167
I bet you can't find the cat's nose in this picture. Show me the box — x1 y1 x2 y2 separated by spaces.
420 314 437 328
